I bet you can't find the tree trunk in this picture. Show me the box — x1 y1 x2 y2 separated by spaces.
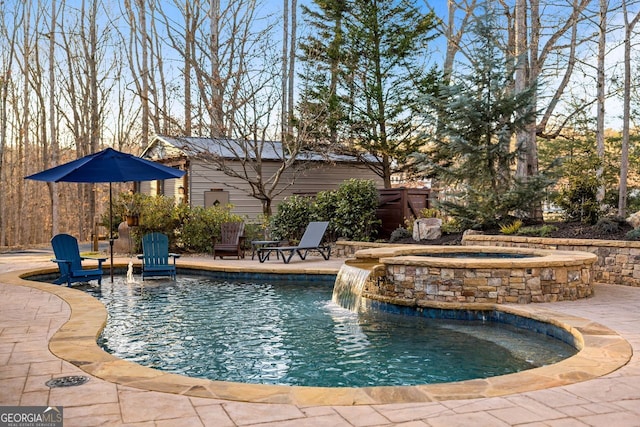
184 1 194 136
618 1 640 217
288 0 297 139
595 0 607 203
209 0 224 137
88 0 99 240
514 0 528 179
139 0 149 148
49 0 59 237
282 0 289 144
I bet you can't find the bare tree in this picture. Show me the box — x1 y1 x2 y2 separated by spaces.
157 0 311 215
618 0 640 217
282 0 289 141
281 0 297 142
48 0 60 236
500 0 591 219
123 0 154 148
0 1 19 246
53 0 118 238
595 0 608 203
437 0 477 82
17 1 33 244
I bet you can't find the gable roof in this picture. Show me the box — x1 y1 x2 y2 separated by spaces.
141 135 373 164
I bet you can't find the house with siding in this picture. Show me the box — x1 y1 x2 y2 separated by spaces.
139 135 384 221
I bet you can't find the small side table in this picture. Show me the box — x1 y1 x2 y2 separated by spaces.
251 240 283 260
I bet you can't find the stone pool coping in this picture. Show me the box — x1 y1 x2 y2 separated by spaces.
352 244 597 268
3 260 632 406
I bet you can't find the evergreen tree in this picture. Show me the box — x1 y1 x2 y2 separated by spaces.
414 11 551 229
297 0 349 145
297 0 439 187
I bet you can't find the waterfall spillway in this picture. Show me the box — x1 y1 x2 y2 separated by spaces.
332 264 372 311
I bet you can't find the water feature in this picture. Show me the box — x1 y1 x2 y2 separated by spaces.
331 264 371 311
126 261 136 284
82 274 577 388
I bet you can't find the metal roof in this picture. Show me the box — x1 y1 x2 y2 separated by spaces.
142 135 374 163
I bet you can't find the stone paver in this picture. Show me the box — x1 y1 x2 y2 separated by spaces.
0 251 639 426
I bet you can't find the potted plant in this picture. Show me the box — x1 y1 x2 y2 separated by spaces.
122 192 143 226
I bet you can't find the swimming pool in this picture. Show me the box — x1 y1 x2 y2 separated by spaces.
83 275 576 388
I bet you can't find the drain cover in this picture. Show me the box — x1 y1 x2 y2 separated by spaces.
45 375 90 388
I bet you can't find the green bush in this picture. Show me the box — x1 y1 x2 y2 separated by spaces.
311 190 339 240
555 181 602 225
136 195 182 245
499 219 523 235
596 217 626 234
112 193 246 253
553 150 603 225
268 179 381 243
626 228 640 240
389 227 412 243
517 225 558 237
179 205 243 253
333 179 380 241
268 195 314 242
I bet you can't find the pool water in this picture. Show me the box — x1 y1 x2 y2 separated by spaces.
417 252 535 258
84 276 576 387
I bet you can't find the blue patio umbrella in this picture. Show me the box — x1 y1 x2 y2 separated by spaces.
25 147 185 281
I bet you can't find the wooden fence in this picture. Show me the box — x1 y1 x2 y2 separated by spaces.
376 188 431 238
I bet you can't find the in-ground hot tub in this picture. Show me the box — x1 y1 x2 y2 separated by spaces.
350 245 597 304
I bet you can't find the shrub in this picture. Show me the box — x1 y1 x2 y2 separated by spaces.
441 218 463 234
268 179 381 243
312 190 339 221
111 194 179 250
517 225 558 237
112 192 249 253
500 219 523 235
389 227 412 243
595 216 628 235
179 205 243 253
595 217 621 234
137 196 182 240
312 190 339 241
553 150 603 225
332 179 380 242
626 228 640 240
419 208 440 218
268 195 314 242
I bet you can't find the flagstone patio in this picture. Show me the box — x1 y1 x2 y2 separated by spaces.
1 251 639 426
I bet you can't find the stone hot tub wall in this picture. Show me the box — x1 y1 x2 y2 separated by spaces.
350 245 597 304
462 235 640 287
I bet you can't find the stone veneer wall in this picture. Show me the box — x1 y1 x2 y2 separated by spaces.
348 245 595 304
377 260 593 304
462 235 640 287
335 236 640 288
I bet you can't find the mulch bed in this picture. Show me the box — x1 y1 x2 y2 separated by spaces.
395 221 636 246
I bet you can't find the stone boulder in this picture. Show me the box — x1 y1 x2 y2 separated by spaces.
627 211 640 228
413 217 442 241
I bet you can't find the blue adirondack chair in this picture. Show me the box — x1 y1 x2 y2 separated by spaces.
51 234 106 286
137 232 180 280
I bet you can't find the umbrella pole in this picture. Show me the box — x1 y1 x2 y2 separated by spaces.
109 183 114 282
